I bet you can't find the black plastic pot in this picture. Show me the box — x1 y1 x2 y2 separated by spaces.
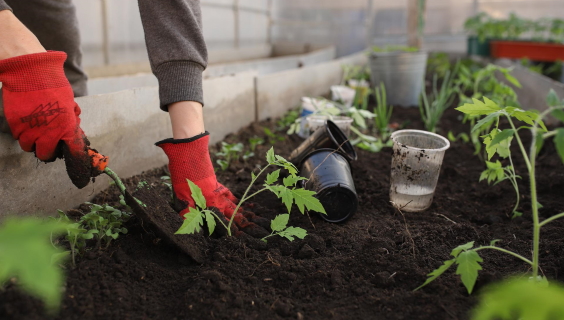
289 120 357 167
299 149 358 223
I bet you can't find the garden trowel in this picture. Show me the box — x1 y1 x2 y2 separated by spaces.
89 149 205 264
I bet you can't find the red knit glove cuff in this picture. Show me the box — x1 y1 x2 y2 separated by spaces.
0 51 69 92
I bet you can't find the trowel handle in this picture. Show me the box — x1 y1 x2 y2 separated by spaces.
88 148 109 173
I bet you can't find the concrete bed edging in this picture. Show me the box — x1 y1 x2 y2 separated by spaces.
0 51 366 218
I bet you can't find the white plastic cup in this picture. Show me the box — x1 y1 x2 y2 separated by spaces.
389 130 450 212
331 85 356 108
307 115 353 137
298 98 336 138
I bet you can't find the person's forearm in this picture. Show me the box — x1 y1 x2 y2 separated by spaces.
137 0 208 110
0 10 46 60
168 101 205 139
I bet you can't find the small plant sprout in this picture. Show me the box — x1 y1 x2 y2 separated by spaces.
416 93 564 294
215 142 244 171
248 136 264 152
264 127 285 144
261 214 307 243
176 147 326 237
81 203 130 249
373 82 393 141
419 62 460 133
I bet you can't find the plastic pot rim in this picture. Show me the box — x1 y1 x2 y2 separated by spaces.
390 129 450 152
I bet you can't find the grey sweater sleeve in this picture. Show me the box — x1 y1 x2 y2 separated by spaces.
0 0 11 11
137 0 208 111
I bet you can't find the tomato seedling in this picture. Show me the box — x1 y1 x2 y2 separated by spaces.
176 147 325 237
416 92 564 294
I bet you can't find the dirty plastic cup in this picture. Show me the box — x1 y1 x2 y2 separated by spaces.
298 98 335 138
289 120 357 167
389 129 450 212
299 149 358 223
331 85 356 108
307 115 353 137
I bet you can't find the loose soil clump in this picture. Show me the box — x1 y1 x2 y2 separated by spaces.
1 107 563 320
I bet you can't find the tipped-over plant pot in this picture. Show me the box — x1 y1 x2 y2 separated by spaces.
368 50 428 107
288 120 357 167
299 149 358 223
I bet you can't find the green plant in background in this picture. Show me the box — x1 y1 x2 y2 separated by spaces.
264 127 285 144
0 218 69 312
447 131 470 143
471 277 564 320
54 210 97 268
464 12 490 42
81 203 130 249
176 147 325 237
341 64 370 85
550 18 564 43
215 141 244 171
419 62 460 133
276 109 300 130
427 52 451 79
371 45 418 53
261 214 307 243
353 86 371 110
416 93 564 295
248 136 265 152
373 82 394 141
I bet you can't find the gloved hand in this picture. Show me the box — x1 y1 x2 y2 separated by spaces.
0 51 96 188
156 132 269 238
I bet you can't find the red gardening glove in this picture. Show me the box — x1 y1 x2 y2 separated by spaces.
0 51 97 188
156 132 269 238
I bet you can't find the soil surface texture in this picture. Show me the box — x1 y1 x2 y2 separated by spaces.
1 107 564 320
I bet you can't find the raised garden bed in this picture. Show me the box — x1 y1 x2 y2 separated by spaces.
1 102 563 319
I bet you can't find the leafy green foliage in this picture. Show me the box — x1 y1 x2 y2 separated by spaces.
248 136 264 152
419 62 460 132
415 241 484 294
81 203 130 249
264 127 285 144
176 147 325 238
479 160 504 184
0 218 68 311
276 109 300 130
373 82 393 141
215 142 244 171
261 214 307 242
471 278 564 320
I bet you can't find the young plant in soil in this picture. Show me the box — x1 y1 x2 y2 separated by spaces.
176 147 326 238
373 82 394 141
248 136 264 152
419 61 460 133
416 93 564 294
215 141 244 171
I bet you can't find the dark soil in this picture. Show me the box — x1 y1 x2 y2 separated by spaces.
2 107 564 320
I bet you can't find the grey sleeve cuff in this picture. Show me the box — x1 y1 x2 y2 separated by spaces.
154 61 204 111
0 1 12 11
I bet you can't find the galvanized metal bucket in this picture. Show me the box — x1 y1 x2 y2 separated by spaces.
368 51 428 107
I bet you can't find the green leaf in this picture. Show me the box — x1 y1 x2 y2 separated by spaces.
471 278 564 320
471 112 500 133
551 109 564 123
278 188 294 213
504 73 521 88
451 241 475 257
266 147 276 164
0 219 68 310
187 180 206 209
490 129 515 147
490 239 501 246
265 169 280 185
277 226 307 241
270 214 290 232
175 207 203 235
291 189 326 214
512 211 523 218
455 250 483 294
555 128 564 164
546 88 561 107
414 259 456 291
204 210 216 235
283 175 306 187
456 97 501 116
536 132 545 155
